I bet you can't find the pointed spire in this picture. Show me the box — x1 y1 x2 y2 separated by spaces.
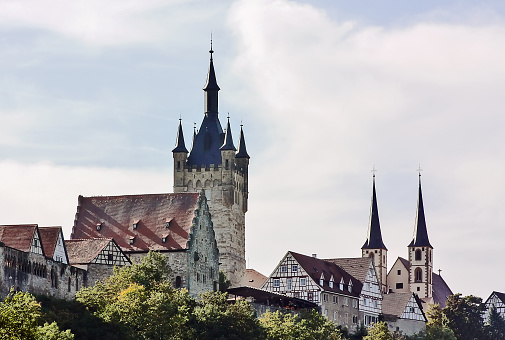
172 119 188 153
236 124 250 159
409 175 432 247
220 116 236 151
362 173 387 250
203 37 220 92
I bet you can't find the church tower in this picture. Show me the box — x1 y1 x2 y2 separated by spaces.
172 43 249 287
362 173 388 293
408 175 433 298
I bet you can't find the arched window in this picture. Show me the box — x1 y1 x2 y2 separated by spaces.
204 180 211 188
196 180 202 189
175 276 182 288
187 180 193 190
415 249 422 261
415 268 422 283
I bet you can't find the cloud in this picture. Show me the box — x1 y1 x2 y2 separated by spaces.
227 0 505 297
0 0 228 47
0 160 171 239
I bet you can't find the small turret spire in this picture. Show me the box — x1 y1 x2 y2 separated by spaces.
409 175 432 247
172 119 188 153
236 124 250 159
362 171 387 250
220 116 236 151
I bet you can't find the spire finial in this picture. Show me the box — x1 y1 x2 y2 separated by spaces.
209 33 214 60
417 164 423 178
371 164 377 178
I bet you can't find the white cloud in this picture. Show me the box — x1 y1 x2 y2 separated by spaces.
228 0 505 298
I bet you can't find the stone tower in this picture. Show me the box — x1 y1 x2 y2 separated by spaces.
408 175 433 298
362 174 388 293
172 45 249 287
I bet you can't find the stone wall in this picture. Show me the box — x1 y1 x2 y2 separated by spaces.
1 245 87 300
174 154 247 287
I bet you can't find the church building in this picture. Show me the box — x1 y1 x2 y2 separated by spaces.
172 43 249 287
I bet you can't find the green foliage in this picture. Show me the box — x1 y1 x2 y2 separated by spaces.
76 251 194 340
193 291 264 339
0 288 74 340
443 294 486 340
349 322 367 340
485 304 505 339
218 270 231 292
260 309 343 340
363 321 392 340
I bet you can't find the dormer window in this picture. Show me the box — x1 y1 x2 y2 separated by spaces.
348 279 353 292
133 220 140 229
162 235 168 243
319 274 324 287
166 218 173 229
340 278 344 290
96 223 103 231
129 236 135 245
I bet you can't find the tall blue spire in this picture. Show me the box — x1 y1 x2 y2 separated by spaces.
409 175 432 247
220 116 236 151
172 119 188 153
236 125 250 159
362 174 387 250
203 37 220 114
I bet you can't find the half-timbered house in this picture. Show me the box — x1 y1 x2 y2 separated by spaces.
39 226 69 264
0 224 86 299
325 257 383 327
71 192 219 296
65 238 131 286
382 293 427 336
483 291 505 322
262 251 361 331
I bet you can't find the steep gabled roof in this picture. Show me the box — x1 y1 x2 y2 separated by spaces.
38 226 68 260
71 193 201 252
432 273 453 307
382 292 415 318
240 269 268 288
65 238 112 264
362 176 387 250
324 257 372 284
409 177 432 248
0 224 40 253
485 291 505 305
290 252 361 297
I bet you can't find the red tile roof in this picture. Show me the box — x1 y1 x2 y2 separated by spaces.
0 225 38 253
240 269 268 288
65 238 112 264
290 252 362 297
38 227 62 259
71 193 201 252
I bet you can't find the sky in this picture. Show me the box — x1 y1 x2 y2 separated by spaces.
0 0 504 299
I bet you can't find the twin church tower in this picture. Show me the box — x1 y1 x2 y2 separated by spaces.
362 174 434 299
171 45 249 287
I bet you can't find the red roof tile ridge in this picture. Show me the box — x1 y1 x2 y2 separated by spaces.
66 237 113 242
82 192 199 200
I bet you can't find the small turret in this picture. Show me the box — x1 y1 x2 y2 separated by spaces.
172 119 188 187
235 125 250 159
203 39 220 116
235 125 250 213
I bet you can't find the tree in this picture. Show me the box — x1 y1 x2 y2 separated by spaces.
443 294 486 340
363 321 392 340
485 304 505 339
421 303 456 340
0 288 74 340
193 291 264 339
76 251 195 340
218 270 231 292
260 309 343 340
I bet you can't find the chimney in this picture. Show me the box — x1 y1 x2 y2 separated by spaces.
312 254 317 258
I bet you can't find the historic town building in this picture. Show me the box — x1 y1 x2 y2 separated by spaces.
325 257 382 327
65 238 131 287
71 192 220 296
483 291 505 321
382 293 427 336
172 44 249 287
262 251 361 331
0 224 87 299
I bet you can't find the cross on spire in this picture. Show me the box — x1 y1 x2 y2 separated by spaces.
371 164 377 178
209 33 214 60
417 164 423 177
